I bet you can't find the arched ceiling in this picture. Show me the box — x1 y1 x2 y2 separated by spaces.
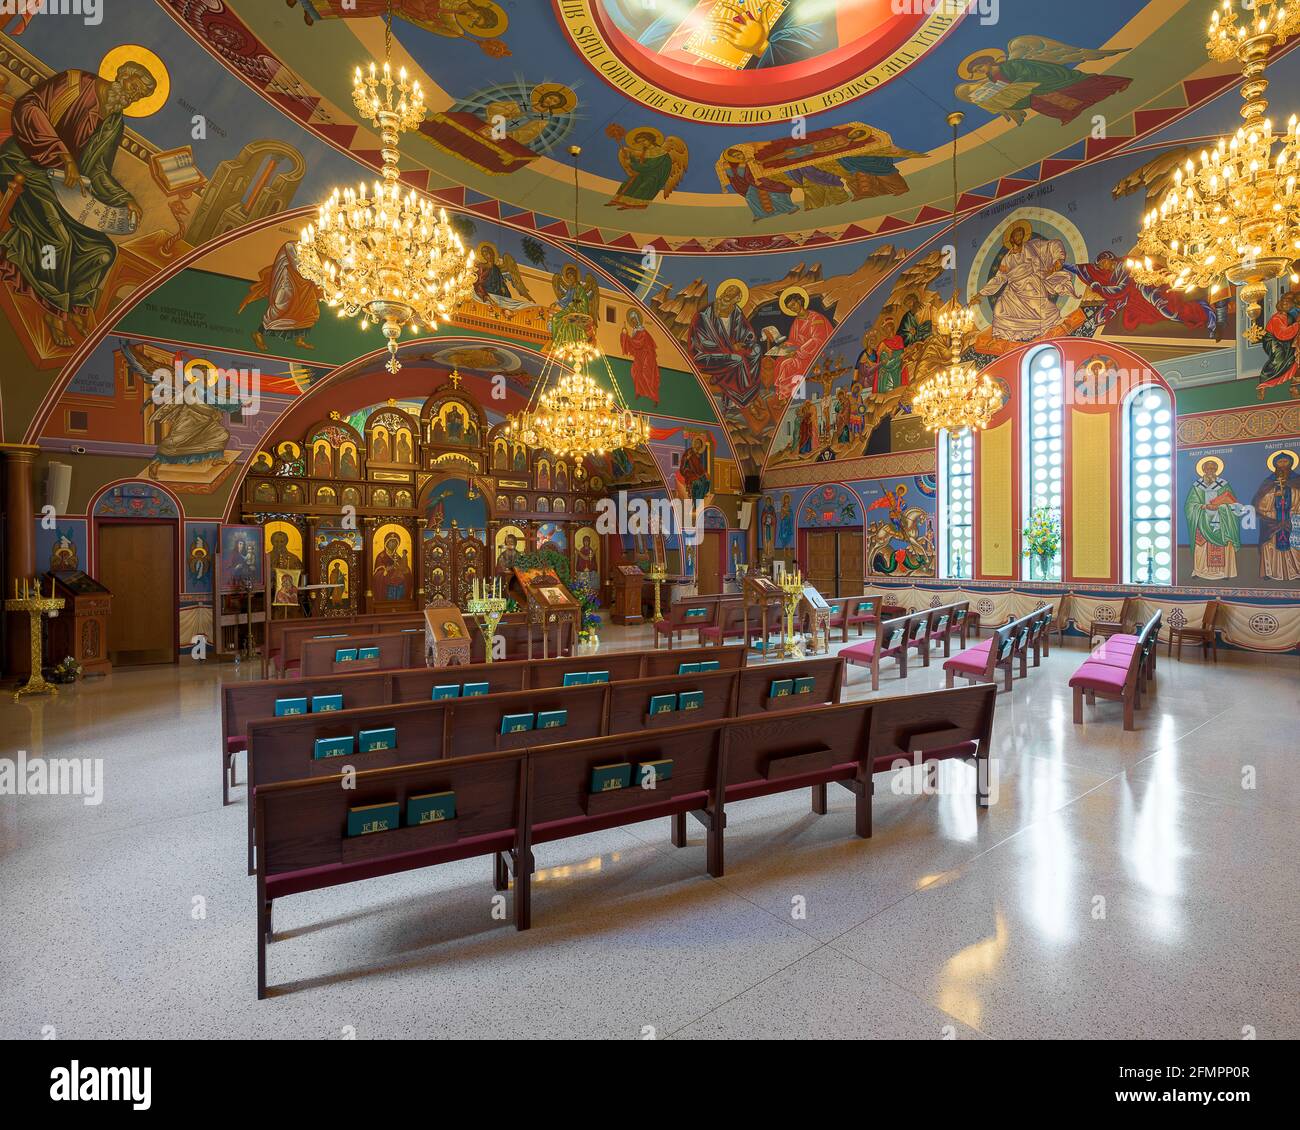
165 0 1239 251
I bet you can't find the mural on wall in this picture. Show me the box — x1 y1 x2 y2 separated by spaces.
1176 440 1300 590
290 0 516 57
218 524 263 592
862 478 935 578
183 521 218 595
36 519 89 576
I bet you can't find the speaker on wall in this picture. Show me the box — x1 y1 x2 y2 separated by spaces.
46 461 71 515
738 501 753 530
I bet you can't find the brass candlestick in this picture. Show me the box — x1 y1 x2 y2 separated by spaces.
779 567 805 660
647 560 667 624
5 576 66 702
466 576 507 663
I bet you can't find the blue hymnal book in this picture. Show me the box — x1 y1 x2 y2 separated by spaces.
347 802 398 837
769 679 794 699
677 662 701 675
501 713 534 734
562 671 589 687
357 646 380 660
537 709 568 730
358 727 396 753
685 607 707 619
313 735 354 760
590 763 632 792
274 697 307 717
698 661 720 672
334 648 358 663
793 676 816 696
586 671 610 684
431 684 460 700
677 689 704 712
648 694 677 716
637 759 673 787
311 694 343 713
407 791 456 826
462 682 490 697
314 633 347 639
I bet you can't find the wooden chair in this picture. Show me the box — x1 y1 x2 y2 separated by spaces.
1087 596 1137 645
841 612 913 691
1167 600 1219 663
653 600 718 649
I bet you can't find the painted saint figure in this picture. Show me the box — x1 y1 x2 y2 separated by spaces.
765 287 833 400
1253 450 1300 582
239 241 321 351
1257 293 1299 400
373 532 413 600
606 125 688 210
688 279 763 407
1184 456 1242 581
621 309 660 403
976 220 1079 344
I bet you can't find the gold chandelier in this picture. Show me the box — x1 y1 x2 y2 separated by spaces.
912 111 1002 435
1127 0 1300 340
506 145 649 458
296 2 475 373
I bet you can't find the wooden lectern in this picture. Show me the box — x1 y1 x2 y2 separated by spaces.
610 564 644 625
43 570 112 675
743 573 783 653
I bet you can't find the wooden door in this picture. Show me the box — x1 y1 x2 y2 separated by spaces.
697 530 723 595
807 530 838 595
838 531 863 596
98 522 176 665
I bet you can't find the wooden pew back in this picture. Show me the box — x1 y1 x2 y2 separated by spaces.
867 683 995 773
298 628 426 677
270 614 425 675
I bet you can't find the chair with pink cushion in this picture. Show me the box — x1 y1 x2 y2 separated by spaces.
841 611 913 691
1070 611 1161 729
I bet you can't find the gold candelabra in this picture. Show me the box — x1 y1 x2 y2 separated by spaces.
779 567 805 659
5 576 66 702
466 575 507 663
647 560 667 624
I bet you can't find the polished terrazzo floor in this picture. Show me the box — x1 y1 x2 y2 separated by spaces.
1 624 1296 1040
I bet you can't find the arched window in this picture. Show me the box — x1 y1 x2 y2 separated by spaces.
1021 345 1064 581
939 428 974 579
1123 384 1175 584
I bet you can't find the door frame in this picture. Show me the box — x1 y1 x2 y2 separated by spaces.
93 517 180 665
798 525 864 596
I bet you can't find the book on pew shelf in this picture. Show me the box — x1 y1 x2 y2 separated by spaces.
676 662 701 675
347 802 399 837
561 671 589 686
769 679 794 699
677 689 704 712
698 660 720 672
648 693 677 716
274 697 307 717
684 607 707 618
314 633 347 639
407 791 456 826
334 648 359 663
500 713 534 734
586 671 610 684
358 727 396 753
793 676 816 696
537 709 568 730
357 646 381 660
431 684 460 700
311 694 343 713
636 759 673 787
313 735 355 760
590 763 632 793
462 682 490 697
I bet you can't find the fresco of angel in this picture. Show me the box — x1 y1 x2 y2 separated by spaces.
955 36 1132 126
473 242 535 311
605 125 689 210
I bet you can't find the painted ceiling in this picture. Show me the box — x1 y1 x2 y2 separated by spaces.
1 0 1295 522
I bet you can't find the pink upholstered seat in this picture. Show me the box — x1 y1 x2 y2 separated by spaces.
1068 661 1129 691
841 639 877 665
943 646 991 676
1090 639 1138 665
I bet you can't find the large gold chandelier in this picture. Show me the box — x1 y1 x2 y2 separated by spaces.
913 301 1002 433
506 145 649 458
1127 0 1300 340
912 111 1002 435
296 3 475 373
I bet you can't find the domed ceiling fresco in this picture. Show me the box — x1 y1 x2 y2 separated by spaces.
0 0 1295 525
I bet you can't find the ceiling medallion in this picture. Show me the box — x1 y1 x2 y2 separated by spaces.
295 3 475 373
1127 0 1300 342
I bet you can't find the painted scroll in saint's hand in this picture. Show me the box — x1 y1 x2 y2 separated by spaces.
47 170 139 236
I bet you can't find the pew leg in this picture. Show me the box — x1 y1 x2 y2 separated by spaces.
1086 689 1096 705
1073 686 1083 724
248 810 256 877
855 779 873 838
871 665 879 692
256 898 269 1000
1123 695 1136 731
493 851 508 892
1003 665 1012 693
945 669 955 688
670 811 687 847
222 754 230 807
513 850 532 930
705 811 724 878
811 782 827 815
976 754 990 807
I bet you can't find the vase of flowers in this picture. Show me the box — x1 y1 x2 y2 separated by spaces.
568 575 603 654
1021 507 1061 580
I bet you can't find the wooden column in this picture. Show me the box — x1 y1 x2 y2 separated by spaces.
2 444 39 678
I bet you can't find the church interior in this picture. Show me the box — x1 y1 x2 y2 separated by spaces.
0 0 1297 1052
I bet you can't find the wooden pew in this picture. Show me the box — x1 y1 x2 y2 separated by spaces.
1070 610 1162 730
841 596 879 639
267 613 425 676
252 680 987 997
255 748 528 998
841 611 916 690
297 628 426 677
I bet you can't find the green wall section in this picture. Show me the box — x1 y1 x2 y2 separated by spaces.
1176 379 1295 415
